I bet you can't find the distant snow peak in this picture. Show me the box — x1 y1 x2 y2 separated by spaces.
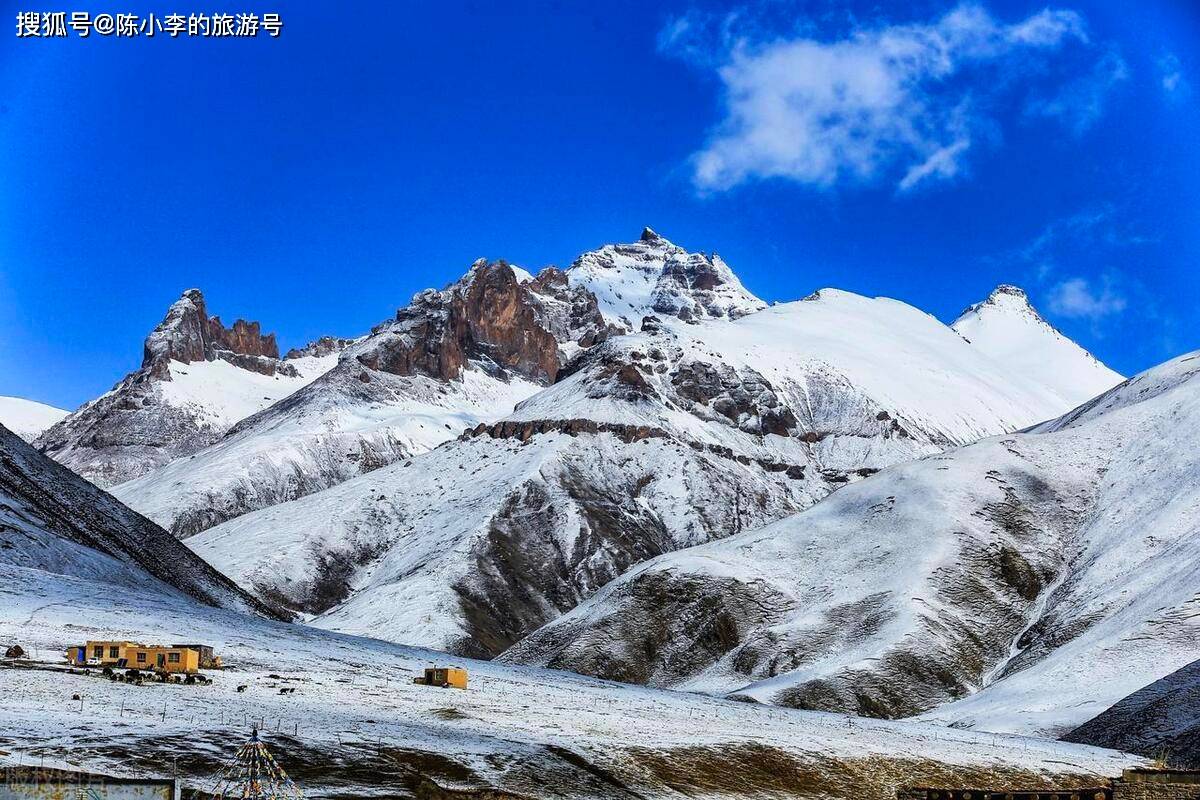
568 228 765 330
0 397 68 443
951 282 1122 412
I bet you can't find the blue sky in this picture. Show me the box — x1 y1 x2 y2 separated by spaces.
1 0 1196 410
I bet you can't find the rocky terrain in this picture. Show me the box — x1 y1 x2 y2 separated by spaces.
35 289 340 487
184 236 1121 661
502 351 1200 739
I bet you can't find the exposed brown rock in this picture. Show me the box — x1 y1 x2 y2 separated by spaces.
354 261 609 386
142 289 286 378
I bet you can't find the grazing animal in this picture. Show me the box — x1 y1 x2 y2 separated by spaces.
236 684 248 693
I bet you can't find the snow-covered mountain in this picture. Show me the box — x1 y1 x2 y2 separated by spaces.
952 284 1123 409
0 396 68 442
503 351 1199 738
112 259 612 537
35 289 339 487
0 420 276 617
2 399 1141 797
185 237 1121 660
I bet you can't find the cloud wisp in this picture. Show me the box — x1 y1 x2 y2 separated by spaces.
664 3 1121 194
1047 276 1127 322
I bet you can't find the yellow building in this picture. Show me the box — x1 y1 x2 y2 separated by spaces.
126 645 201 674
414 666 468 689
66 641 204 673
66 640 144 667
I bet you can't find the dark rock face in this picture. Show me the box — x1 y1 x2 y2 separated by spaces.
142 289 285 378
354 261 610 385
670 361 799 437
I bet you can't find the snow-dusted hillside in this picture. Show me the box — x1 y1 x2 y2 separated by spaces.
1062 656 1200 767
0 536 1144 798
0 421 275 617
35 290 339 487
113 260 608 537
0 396 68 442
504 351 1200 737
187 265 1120 660
952 285 1123 410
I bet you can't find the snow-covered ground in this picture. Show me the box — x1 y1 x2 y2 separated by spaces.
0 396 68 442
505 351 1200 737
154 353 337 431
0 565 1146 798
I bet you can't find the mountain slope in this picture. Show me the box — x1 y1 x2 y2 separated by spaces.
112 260 611 537
952 285 1123 410
35 289 338 487
0 396 68 442
187 261 1120 660
503 351 1197 736
0 421 278 617
1061 657 1200 767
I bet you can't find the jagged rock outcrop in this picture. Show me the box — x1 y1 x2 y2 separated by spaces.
142 288 290 378
354 259 611 384
36 290 336 487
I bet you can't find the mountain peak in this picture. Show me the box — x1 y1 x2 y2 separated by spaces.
567 232 764 329
951 284 1123 407
988 283 1028 301
142 289 284 379
640 226 668 245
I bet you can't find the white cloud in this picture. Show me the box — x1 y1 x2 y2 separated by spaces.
1046 277 1126 321
1158 53 1189 98
665 3 1108 193
1024 48 1128 135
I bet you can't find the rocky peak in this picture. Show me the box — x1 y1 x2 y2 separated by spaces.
352 259 610 385
142 289 286 378
567 229 765 329
955 284 1036 320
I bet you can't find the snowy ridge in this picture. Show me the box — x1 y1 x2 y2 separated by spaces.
504 349 1198 737
0 421 276 617
0 396 68 442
